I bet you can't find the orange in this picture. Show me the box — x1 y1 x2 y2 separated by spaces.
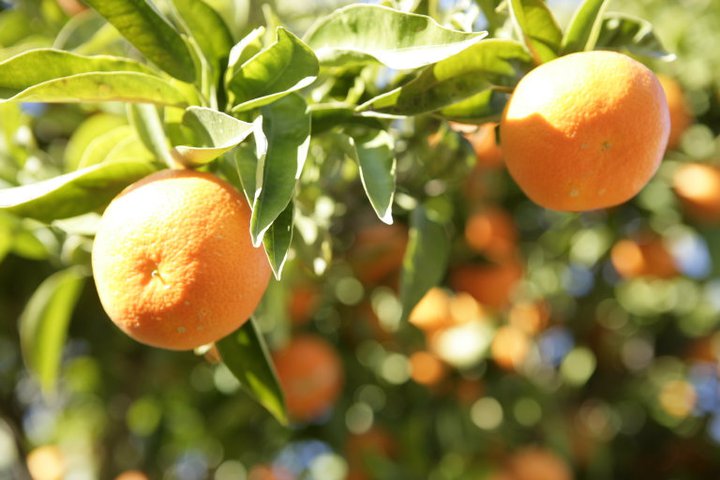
92 169 270 350
672 163 720 222
57 0 88 16
508 301 549 336
348 223 408 285
449 262 523 310
500 50 670 211
114 472 149 480
610 235 677 279
273 334 343 421
507 447 573 480
451 122 504 169
464 207 518 261
289 284 321 327
491 325 531 371
409 350 447 386
658 74 693 151
408 287 452 332
346 427 397 480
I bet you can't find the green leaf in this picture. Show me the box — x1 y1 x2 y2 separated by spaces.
359 39 531 115
250 94 310 246
54 10 108 51
228 28 318 113
0 160 157 222
172 107 254 166
310 103 385 134
560 0 609 54
507 0 562 64
64 113 127 171
400 204 451 321
216 318 288 425
438 88 511 123
0 48 158 96
128 103 175 168
19 267 87 395
233 141 258 205
346 131 396 224
77 125 138 168
172 0 233 74
84 0 196 82
103 136 155 164
595 13 675 61
263 200 294 279
227 27 265 71
0 50 194 105
304 4 487 69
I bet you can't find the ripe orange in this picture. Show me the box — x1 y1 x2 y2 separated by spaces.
506 447 573 480
508 301 550 336
610 235 677 279
451 122 504 169
449 262 523 310
464 207 518 261
409 350 447 387
348 223 408 285
272 334 343 422
672 163 720 222
500 50 670 211
408 287 452 332
114 471 149 480
658 74 693 151
346 427 397 480
92 169 270 350
491 325 531 371
289 284 321 327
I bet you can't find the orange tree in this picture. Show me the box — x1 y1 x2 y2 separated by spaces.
1 0 718 478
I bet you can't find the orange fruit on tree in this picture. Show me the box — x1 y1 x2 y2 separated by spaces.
114 471 149 480
273 334 343 422
672 163 720 222
346 426 398 480
449 262 523 310
464 207 518 261
491 325 531 371
610 235 677 279
348 223 408 285
92 169 271 350
500 50 670 211
409 350 447 387
658 74 693 151
506 446 573 480
408 287 452 333
451 122 504 169
289 284 321 327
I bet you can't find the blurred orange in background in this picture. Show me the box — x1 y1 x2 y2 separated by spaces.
610 234 678 279
465 207 518 261
672 163 720 223
450 262 523 310
658 74 693 151
273 335 343 422
348 223 408 285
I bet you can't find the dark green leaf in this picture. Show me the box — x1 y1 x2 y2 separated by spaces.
84 0 196 82
304 4 487 69
438 88 511 123
310 103 385 134
228 27 318 112
216 319 288 425
233 141 259 205
250 94 310 246
359 39 531 115
595 12 675 61
173 107 254 166
263 200 294 279
400 204 451 321
0 160 157 222
19 267 88 394
172 0 233 74
346 131 396 224
560 0 609 54
508 0 562 64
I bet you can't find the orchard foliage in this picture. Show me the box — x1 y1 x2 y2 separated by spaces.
0 0 719 479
